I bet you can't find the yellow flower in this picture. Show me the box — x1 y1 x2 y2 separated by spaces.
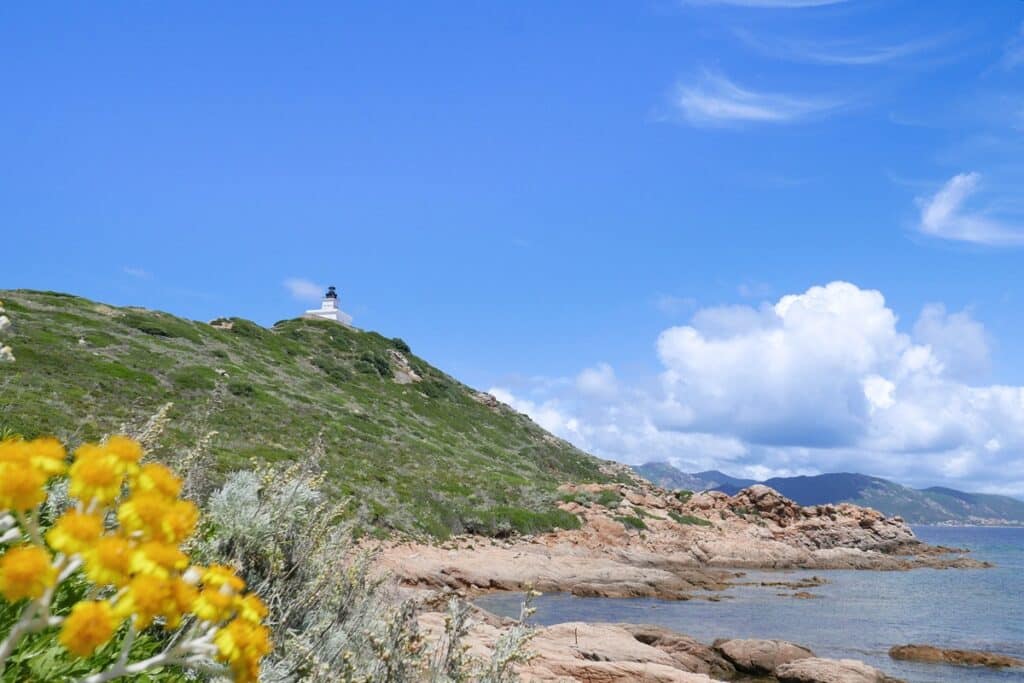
135 462 182 499
117 491 170 538
27 436 67 476
203 564 245 592
46 511 104 555
194 586 237 623
0 545 56 601
104 435 144 475
116 575 196 630
131 541 188 578
118 493 197 543
215 618 272 683
0 438 28 464
160 500 199 544
236 593 269 624
69 448 124 505
0 461 47 511
84 536 135 587
59 600 117 656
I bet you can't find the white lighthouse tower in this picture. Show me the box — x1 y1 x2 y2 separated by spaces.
304 286 352 325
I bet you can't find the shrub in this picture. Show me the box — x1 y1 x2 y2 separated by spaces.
669 511 712 527
0 435 270 681
673 489 693 503
613 514 647 531
227 381 257 398
120 312 203 344
462 506 581 537
356 351 391 378
171 365 217 391
390 337 411 353
595 489 623 508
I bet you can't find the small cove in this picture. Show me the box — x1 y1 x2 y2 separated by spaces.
475 527 1024 683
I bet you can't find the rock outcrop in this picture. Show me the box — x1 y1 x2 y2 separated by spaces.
889 644 1024 668
713 638 815 676
379 481 986 602
774 657 903 682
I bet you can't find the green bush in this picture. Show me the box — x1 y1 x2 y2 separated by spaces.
171 365 217 391
390 337 411 353
120 312 203 344
356 351 391 378
674 489 694 503
613 514 647 530
227 380 257 398
669 511 712 526
462 506 581 537
595 489 623 508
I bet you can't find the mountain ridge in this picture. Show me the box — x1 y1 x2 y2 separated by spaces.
635 462 1024 526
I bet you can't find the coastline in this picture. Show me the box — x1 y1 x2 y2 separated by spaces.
377 479 998 681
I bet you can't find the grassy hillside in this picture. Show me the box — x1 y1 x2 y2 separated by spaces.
636 461 1024 525
0 289 615 538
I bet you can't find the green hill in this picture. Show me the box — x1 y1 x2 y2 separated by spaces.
0 289 615 538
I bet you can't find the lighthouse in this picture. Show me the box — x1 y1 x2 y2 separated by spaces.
304 286 352 325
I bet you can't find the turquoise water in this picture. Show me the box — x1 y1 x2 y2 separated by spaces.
475 527 1024 682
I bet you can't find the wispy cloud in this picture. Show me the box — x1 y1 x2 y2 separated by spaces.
122 266 151 279
685 0 848 7
283 277 327 301
917 172 1024 246
737 30 950 66
673 71 837 126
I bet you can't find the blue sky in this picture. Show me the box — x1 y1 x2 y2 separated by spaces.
3 1 1024 494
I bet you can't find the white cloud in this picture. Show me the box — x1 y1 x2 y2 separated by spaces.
673 71 836 126
122 266 151 279
490 282 1024 497
736 31 949 66
913 304 989 381
576 363 618 400
917 172 1024 246
283 277 327 302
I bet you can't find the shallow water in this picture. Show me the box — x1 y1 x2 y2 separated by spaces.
475 526 1024 683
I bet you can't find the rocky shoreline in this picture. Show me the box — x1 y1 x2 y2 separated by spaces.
378 479 993 681
380 480 987 603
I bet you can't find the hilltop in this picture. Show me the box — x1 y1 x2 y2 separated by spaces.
636 462 1024 526
0 289 617 538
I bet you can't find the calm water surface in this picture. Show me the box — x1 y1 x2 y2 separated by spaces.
475 527 1024 683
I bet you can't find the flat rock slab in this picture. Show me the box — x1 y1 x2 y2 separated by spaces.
775 657 904 683
890 644 1024 668
713 638 815 675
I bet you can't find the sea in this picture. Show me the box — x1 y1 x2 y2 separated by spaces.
475 527 1024 683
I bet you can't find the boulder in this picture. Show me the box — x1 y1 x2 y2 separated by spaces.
889 644 1024 668
775 657 903 683
713 638 814 675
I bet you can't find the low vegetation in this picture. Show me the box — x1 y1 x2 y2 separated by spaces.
668 511 712 527
0 290 618 539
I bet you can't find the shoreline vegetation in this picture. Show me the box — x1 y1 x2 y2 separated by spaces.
2 289 1018 681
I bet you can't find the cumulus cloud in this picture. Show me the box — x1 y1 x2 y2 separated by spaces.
917 172 1024 246
284 277 327 302
576 363 618 400
673 71 836 126
493 282 1024 496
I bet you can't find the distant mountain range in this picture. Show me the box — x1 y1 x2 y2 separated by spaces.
635 462 1024 526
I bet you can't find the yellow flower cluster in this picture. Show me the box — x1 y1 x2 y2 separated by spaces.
0 435 271 681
